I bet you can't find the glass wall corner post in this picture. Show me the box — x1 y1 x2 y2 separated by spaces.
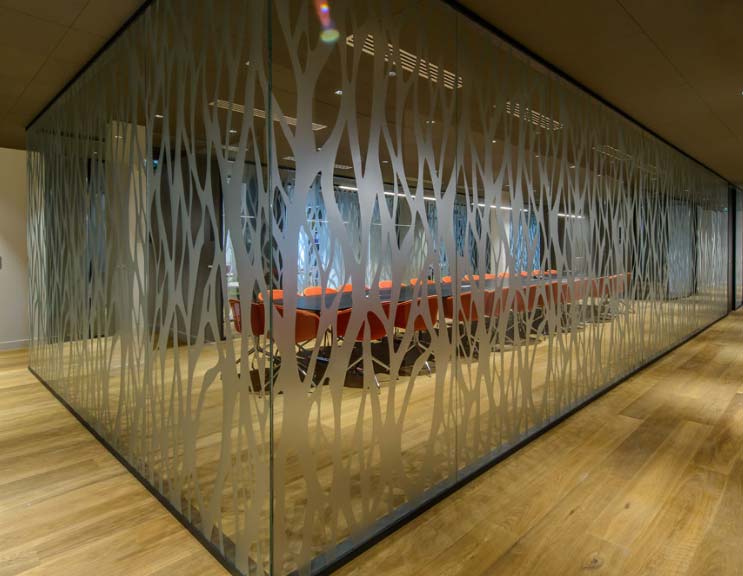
269 0 458 572
737 187 743 309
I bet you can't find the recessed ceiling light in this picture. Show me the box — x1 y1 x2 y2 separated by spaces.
388 69 396 77
491 139 496 143
569 164 576 169
426 120 435 125
316 146 322 151
334 89 343 95
229 129 237 134
382 160 389 164
535 154 540 158
245 60 251 66
154 113 164 119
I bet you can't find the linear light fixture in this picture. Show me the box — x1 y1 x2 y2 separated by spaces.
504 101 563 131
352 185 582 218
283 156 353 170
209 99 327 131
592 144 631 162
346 34 463 90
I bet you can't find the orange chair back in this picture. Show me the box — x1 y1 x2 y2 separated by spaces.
409 278 434 286
294 310 321 343
443 292 478 322
337 303 391 341
514 284 539 312
304 286 337 296
442 276 452 284
257 289 285 302
590 276 607 298
229 299 242 333
394 296 439 332
490 287 511 316
540 281 560 307
250 302 266 336
378 280 393 290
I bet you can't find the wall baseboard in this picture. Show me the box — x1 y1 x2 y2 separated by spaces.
0 338 29 351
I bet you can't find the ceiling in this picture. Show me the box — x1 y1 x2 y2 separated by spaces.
1 0 741 185
0 0 143 149
459 0 743 185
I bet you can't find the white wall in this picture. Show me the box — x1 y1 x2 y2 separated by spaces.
0 148 28 350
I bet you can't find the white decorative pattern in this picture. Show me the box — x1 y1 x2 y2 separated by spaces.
27 1 729 575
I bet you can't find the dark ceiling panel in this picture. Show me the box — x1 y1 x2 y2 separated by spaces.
0 0 740 186
0 0 143 150
459 0 743 184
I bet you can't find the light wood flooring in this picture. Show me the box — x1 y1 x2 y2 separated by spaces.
0 348 226 576
2 308 742 575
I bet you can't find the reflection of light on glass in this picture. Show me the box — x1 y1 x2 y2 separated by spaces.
315 0 339 43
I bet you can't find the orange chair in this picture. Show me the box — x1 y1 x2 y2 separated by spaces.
484 273 497 281
463 274 480 282
378 280 394 290
409 278 435 286
229 299 266 337
514 284 539 314
443 292 479 323
532 269 543 277
497 272 510 279
548 269 558 276
485 287 515 346
229 299 243 333
512 283 544 339
590 276 608 299
304 286 337 296
257 289 285 302
519 271 529 278
336 303 392 387
443 292 491 355
442 276 453 283
394 296 439 374
340 283 369 292
272 306 322 382
228 299 267 366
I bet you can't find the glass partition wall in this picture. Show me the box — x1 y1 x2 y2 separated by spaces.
27 1 730 575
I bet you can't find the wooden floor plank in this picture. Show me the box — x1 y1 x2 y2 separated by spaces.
2 309 742 575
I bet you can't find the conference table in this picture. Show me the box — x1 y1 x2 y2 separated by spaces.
272 274 588 313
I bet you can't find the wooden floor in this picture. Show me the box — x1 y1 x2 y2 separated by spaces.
0 348 226 576
2 309 742 575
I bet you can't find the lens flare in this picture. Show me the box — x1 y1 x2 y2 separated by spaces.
314 0 338 44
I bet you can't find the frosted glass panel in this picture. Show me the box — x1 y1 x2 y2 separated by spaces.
26 1 729 575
